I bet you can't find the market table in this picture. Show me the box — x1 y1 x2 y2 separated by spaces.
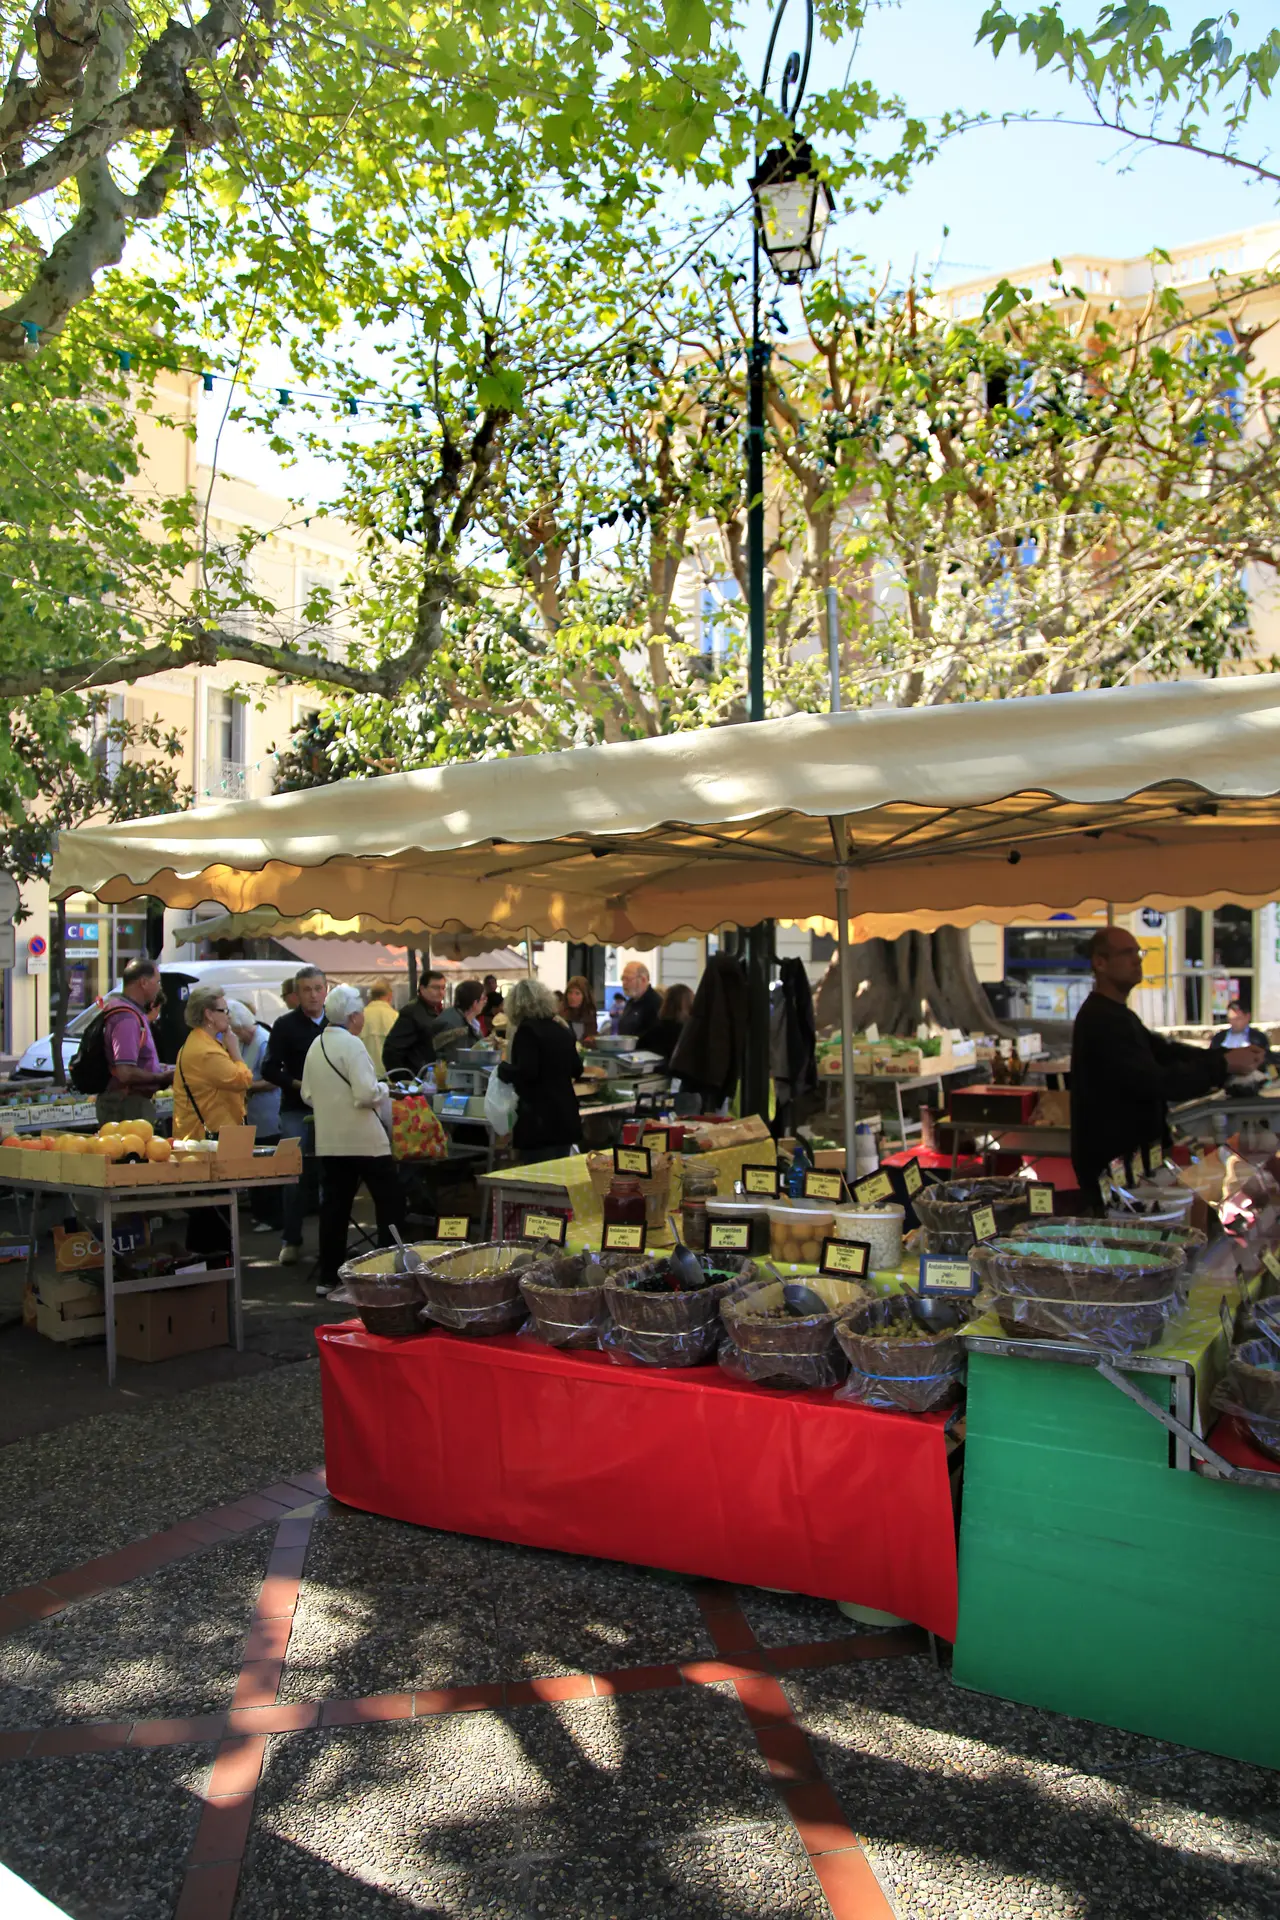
952 1277 1280 1768
317 1322 960 1639
11 1169 296 1384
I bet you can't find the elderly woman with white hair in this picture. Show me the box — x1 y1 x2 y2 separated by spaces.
301 984 406 1296
495 978 583 1164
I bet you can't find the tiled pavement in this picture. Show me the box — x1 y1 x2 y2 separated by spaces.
0 1473 1277 1919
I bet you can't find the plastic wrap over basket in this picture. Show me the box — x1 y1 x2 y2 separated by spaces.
718 1274 868 1390
974 1235 1187 1357
602 1255 759 1367
1213 1338 1280 1462
419 1240 541 1334
834 1293 971 1413
913 1177 1030 1255
518 1249 635 1350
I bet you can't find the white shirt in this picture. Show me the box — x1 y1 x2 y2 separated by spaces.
301 1024 390 1158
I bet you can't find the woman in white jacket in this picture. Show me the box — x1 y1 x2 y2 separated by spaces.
302 984 406 1297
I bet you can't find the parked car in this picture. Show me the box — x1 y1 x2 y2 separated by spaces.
13 961 299 1080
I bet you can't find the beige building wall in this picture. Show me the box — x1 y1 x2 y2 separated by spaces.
7 378 365 1058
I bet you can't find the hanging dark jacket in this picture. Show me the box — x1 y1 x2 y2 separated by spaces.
778 957 818 1109
669 954 749 1105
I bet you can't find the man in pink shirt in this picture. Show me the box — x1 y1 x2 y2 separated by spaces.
97 959 175 1128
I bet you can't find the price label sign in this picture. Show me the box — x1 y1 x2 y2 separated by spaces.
524 1212 568 1247
1109 1155 1131 1192
918 1253 979 1298
970 1205 998 1243
1146 1142 1166 1176
642 1128 669 1155
853 1168 895 1207
708 1220 751 1253
1262 1248 1280 1284
803 1170 844 1203
901 1158 924 1199
742 1163 780 1198
820 1237 869 1279
614 1146 652 1178
602 1221 646 1253
1218 1296 1236 1347
1026 1183 1055 1216
435 1216 470 1241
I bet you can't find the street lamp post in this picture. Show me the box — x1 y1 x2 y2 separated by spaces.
739 0 834 1122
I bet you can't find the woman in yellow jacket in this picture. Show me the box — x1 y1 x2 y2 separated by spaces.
174 984 254 1260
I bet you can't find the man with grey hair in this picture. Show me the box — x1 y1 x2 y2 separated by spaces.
94 958 175 1129
616 960 661 1039
263 964 327 1268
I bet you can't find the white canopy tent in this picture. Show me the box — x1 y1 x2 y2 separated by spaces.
53 676 1280 1169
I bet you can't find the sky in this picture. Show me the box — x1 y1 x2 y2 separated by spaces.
197 0 1279 499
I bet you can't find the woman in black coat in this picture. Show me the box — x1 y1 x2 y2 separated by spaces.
496 978 583 1163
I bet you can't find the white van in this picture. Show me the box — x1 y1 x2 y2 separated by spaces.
13 961 300 1080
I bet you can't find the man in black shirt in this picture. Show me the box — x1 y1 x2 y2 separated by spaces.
263 964 327 1269
1070 927 1265 1209
383 970 472 1077
616 961 662 1039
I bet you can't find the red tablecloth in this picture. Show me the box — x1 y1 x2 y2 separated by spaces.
1208 1413 1280 1475
317 1323 959 1638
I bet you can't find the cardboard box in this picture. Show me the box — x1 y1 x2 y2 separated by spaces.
209 1126 302 1181
114 1278 228 1363
35 1271 106 1343
73 1151 207 1188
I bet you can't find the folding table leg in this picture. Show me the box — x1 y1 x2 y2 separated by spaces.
229 1188 244 1351
103 1194 116 1387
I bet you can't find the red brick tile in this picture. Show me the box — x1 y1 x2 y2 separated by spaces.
811 1845 898 1919
226 1702 318 1734
704 1610 761 1656
172 1518 238 1548
263 1543 308 1581
236 1493 300 1522
0 1600 34 1636
412 1683 505 1716
504 1674 597 1706
188 1792 256 1867
754 1723 819 1782
199 1502 263 1534
679 1657 768 1686
130 1713 228 1748
693 1581 739 1615
174 1860 242 1920
232 1661 284 1708
207 1734 267 1797
5 1585 64 1620
241 1616 293 1662
0 1730 34 1760
320 1693 415 1726
29 1721 133 1756
589 1663 684 1697
783 1779 857 1856
732 1672 794 1727
252 1574 301 1620
43 1567 109 1602
271 1515 314 1550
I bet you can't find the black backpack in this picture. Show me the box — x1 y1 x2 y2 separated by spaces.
69 1001 145 1096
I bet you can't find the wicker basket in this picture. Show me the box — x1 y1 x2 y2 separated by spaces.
722 1275 869 1357
336 1273 424 1339
518 1250 634 1350
418 1240 542 1334
1012 1217 1207 1257
586 1152 675 1231
1225 1339 1280 1421
913 1177 1030 1255
973 1235 1185 1305
603 1254 757 1367
834 1295 967 1413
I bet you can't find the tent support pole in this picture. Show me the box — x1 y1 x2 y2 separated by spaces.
524 929 535 979
826 587 857 1180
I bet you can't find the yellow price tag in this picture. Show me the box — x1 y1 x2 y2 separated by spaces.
902 1160 923 1198
524 1212 568 1246
854 1169 894 1206
602 1222 645 1252
435 1216 469 1241
803 1171 844 1202
971 1205 998 1242
918 1255 977 1296
643 1129 669 1154
614 1147 651 1177
1027 1184 1054 1216
820 1238 869 1278
742 1164 779 1197
1262 1248 1280 1282
708 1221 750 1253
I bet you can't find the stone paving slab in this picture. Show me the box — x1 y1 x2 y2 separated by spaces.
786 1657 1280 1920
0 1743 208 1919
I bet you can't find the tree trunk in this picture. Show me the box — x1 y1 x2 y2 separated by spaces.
50 897 70 1087
814 926 1015 1037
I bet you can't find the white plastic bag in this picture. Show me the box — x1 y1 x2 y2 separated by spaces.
484 1069 518 1138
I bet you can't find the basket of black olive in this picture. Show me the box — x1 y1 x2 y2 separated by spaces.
719 1275 869 1390
602 1248 760 1367
913 1177 1031 1254
518 1248 636 1350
